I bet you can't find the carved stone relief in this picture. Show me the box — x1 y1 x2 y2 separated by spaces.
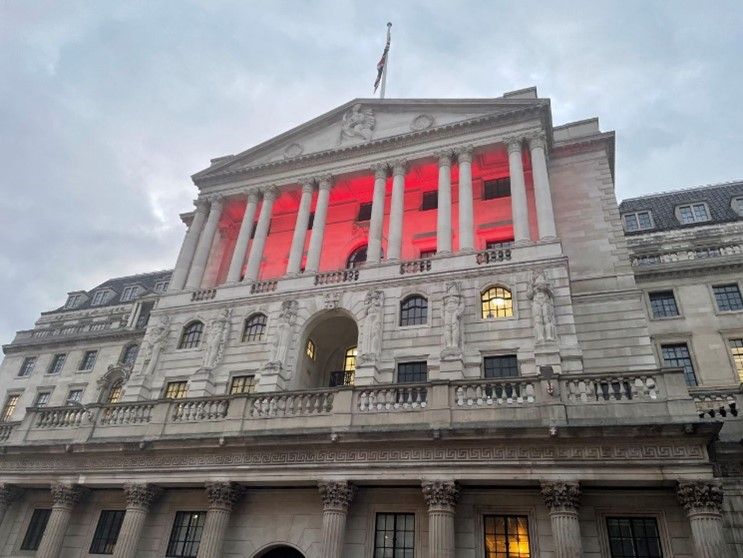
267 300 299 369
202 308 231 370
339 103 375 144
528 270 556 343
358 289 384 364
410 113 435 131
283 143 304 159
442 281 465 358
139 315 170 377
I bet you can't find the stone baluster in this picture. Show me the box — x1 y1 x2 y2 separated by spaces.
506 137 530 244
436 151 453 254
36 483 88 558
387 160 407 261
286 179 315 274
422 480 459 558
541 481 582 558
368 164 388 264
0 483 23 529
169 199 209 292
244 186 278 282
226 191 260 283
305 176 333 273
528 132 557 239
113 483 162 558
196 482 245 558
318 481 356 558
185 196 225 289
456 146 475 252
676 480 729 558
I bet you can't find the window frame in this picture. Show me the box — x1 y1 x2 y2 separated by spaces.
346 244 369 269
20 508 52 551
622 211 655 232
66 389 83 405
731 196 743 217
482 177 512 200
483 514 532 558
675 202 710 225
47 353 67 375
399 294 428 327
165 510 206 558
154 280 170 293
120 285 140 302
106 380 124 404
242 313 268 342
658 340 698 386
79 350 99 371
18 356 37 377
65 293 82 309
726 337 743 383
164 381 189 400
120 344 140 367
711 283 743 313
481 285 515 320
646 290 681 320
178 321 204 350
34 391 52 408
305 338 316 360
90 290 109 306
229 375 256 395
373 512 417 558
89 509 126 555
595 509 671 558
357 202 373 222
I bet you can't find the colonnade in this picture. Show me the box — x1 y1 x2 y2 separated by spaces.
169 133 556 292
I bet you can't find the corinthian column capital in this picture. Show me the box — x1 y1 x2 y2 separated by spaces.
207 194 224 209
0 483 23 506
541 481 580 512
434 149 453 166
262 185 280 201
677 480 724 515
204 482 245 512
504 135 524 154
193 198 210 213
371 163 388 180
455 145 474 163
246 189 261 203
389 159 408 175
318 481 356 513
527 131 547 150
318 175 334 191
299 178 316 194
51 483 88 509
123 483 162 511
422 480 459 512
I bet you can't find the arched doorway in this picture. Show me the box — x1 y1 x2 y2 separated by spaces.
259 546 305 558
295 310 358 390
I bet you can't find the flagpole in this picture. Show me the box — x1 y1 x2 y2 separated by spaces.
380 22 392 99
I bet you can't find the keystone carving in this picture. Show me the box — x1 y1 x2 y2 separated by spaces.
51 483 88 509
205 481 245 511
541 481 580 512
677 480 724 515
422 480 459 511
318 481 356 512
123 483 163 510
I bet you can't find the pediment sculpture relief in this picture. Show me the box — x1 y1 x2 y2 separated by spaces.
339 103 375 144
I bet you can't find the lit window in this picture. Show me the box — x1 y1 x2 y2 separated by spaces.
346 245 368 269
18 356 36 377
91 291 107 306
242 314 267 342
154 280 170 293
730 339 743 382
166 511 206 558
20 509 51 551
374 513 415 557
483 178 511 200
481 287 513 319
79 350 98 371
47 353 67 375
660 343 697 386
120 344 139 366
330 346 357 387
400 295 428 326
178 321 204 349
677 203 709 224
34 392 51 408
357 202 373 221
65 294 82 309
484 355 519 378
89 510 125 555
106 380 124 404
306 338 316 360
648 291 679 318
397 361 428 383
229 375 256 395
121 286 140 302
484 515 531 558
164 381 188 399
606 517 663 558
420 191 438 211
713 284 743 312
1 394 20 422
622 211 654 232
344 346 357 372
66 389 83 405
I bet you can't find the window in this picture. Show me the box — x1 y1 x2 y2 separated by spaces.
677 203 709 224
660 343 697 386
47 353 67 375
242 314 267 342
484 355 519 378
483 178 511 200
79 350 98 371
34 392 51 407
346 245 368 269
344 346 357 372
397 361 428 383
165 381 188 399
106 380 124 404
648 291 679 318
420 190 438 211
65 294 82 309
1 394 20 421
481 287 513 319
306 338 316 360
713 284 743 312
399 295 428 326
732 196 743 216
730 339 743 382
484 515 531 558
67 389 83 405
420 249 436 259
20 508 51 551
229 375 256 395
622 211 654 232
154 280 170 293
307 212 315 230
91 290 107 306
18 356 36 377
178 321 204 349
89 510 125 554
166 511 206 558
120 344 139 366
120 286 140 302
357 202 373 221
374 513 415 558
486 239 514 250
606 517 663 558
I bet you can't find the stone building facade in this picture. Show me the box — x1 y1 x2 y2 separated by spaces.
0 88 740 557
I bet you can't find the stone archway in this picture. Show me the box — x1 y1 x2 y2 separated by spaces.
257 546 305 558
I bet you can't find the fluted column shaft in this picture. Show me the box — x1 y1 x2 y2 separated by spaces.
541 481 582 558
185 197 224 289
457 147 474 251
422 480 459 558
436 153 453 254
169 200 209 291
507 138 530 243
0 484 22 529
113 484 162 558
318 481 356 558
286 181 315 274
37 484 86 558
226 191 260 283
367 165 387 264
305 177 332 273
677 480 729 558
387 160 406 260
529 133 557 239
244 187 278 282
196 482 244 558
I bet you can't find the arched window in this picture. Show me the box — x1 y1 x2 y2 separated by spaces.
346 245 368 269
344 346 357 372
106 380 123 404
399 295 428 326
120 344 139 366
242 313 267 342
306 338 316 360
178 321 204 349
481 286 513 319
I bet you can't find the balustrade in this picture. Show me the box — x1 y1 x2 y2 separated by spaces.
191 289 217 301
0 423 15 441
691 391 739 419
314 269 359 285
35 407 90 428
399 258 432 275
357 384 428 411
563 374 659 403
475 248 512 265
250 280 277 294
99 403 155 425
172 398 230 422
632 243 743 267
454 379 536 407
248 391 334 417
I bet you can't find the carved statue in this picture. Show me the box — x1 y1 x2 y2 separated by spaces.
528 271 556 343
140 316 170 376
202 308 231 369
359 290 384 363
268 300 298 368
443 282 465 355
339 103 375 144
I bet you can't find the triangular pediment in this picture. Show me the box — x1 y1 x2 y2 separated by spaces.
194 97 547 180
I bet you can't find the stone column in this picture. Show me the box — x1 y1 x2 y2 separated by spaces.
456 146 475 252
506 137 530 244
286 179 315 275
244 186 278 282
113 483 162 558
422 480 459 558
169 199 209 292
367 164 388 264
196 482 245 558
386 160 407 261
0 483 23 529
226 191 260 283
436 151 453 254
318 481 356 558
528 132 557 240
677 480 729 558
305 176 332 273
185 196 224 289
541 481 582 558
36 483 87 558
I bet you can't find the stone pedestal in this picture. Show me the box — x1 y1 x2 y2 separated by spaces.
422 480 459 558
677 480 730 558
0 483 22 530
541 481 582 558
318 481 356 558
37 483 87 558
113 484 162 558
197 482 245 558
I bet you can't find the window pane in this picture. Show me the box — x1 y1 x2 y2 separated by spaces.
484 515 530 558
713 284 743 312
179 322 204 349
484 355 519 378
606 517 663 558
400 295 428 326
637 212 653 229
19 356 36 377
421 191 437 210
483 178 511 200
623 214 639 232
648 291 679 318
481 287 513 319
660 343 697 386
90 510 125 554
358 202 373 221
165 381 188 399
166 511 206 558
48 354 67 374
2 395 20 422
397 362 427 383
230 375 256 395
374 513 415 557
243 314 267 342
21 509 51 551
730 339 743 382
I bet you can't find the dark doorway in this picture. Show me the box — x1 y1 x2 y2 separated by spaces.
260 547 305 558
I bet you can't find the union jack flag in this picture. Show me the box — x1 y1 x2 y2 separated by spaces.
374 23 392 93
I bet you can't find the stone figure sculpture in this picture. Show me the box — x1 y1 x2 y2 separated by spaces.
442 282 465 355
529 271 556 342
202 308 231 369
340 103 375 143
268 300 298 368
359 289 384 363
140 316 170 376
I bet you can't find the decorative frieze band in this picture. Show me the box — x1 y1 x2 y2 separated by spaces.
676 480 724 515
541 481 580 512
422 480 459 512
205 481 245 511
123 483 162 510
318 481 356 512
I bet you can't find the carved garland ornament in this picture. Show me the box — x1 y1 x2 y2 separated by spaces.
51 483 87 508
422 480 459 511
318 481 356 512
540 481 581 512
676 480 724 514
205 481 245 511
123 483 163 510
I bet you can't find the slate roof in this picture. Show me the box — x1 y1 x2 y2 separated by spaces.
619 181 743 235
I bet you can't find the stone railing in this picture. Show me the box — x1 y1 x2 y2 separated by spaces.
250 280 278 294
454 378 536 407
475 248 512 265
248 390 334 417
400 258 432 275
689 388 741 419
563 373 660 403
34 407 91 429
99 402 155 425
356 384 428 411
314 268 360 286
19 320 119 341
191 288 217 301
172 397 230 422
0 422 17 441
631 243 743 267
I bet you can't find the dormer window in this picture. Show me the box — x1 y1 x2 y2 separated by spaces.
622 211 654 232
91 290 107 306
65 294 82 309
676 203 710 224
121 286 140 302
732 196 743 217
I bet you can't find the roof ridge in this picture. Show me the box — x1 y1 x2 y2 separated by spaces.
620 179 743 203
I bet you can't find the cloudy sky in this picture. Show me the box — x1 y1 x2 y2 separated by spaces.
1 0 742 343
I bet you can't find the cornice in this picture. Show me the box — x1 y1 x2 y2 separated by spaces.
3 328 145 355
